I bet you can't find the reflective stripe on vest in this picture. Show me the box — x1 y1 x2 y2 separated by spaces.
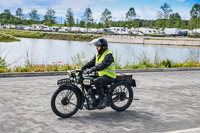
95 49 116 78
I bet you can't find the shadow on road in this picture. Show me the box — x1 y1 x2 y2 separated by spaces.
58 109 155 123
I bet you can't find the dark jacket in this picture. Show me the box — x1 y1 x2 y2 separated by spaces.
82 52 114 72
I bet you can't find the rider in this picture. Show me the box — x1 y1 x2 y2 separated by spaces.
81 38 116 109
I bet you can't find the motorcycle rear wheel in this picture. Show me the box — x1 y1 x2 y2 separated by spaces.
51 86 81 118
110 81 133 111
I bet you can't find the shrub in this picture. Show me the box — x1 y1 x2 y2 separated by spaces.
183 60 199 67
187 34 200 38
0 68 7 73
71 51 88 66
138 51 153 67
161 58 172 68
0 57 7 68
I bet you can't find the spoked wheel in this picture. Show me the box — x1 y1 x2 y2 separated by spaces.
110 81 133 111
51 86 81 118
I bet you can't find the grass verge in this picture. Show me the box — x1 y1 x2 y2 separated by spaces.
0 33 20 42
0 29 101 41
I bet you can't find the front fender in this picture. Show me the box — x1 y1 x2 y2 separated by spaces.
59 83 85 109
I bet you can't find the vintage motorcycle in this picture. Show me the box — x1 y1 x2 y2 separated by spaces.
51 69 136 118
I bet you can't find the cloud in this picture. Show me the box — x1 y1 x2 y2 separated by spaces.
93 10 127 22
0 0 23 7
173 7 190 20
112 10 127 21
93 12 102 21
136 6 158 20
51 0 93 17
0 0 94 19
177 0 186 1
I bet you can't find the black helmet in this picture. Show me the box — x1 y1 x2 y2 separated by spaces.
90 38 108 48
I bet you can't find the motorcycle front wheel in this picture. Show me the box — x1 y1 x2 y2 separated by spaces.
51 86 81 118
110 81 133 111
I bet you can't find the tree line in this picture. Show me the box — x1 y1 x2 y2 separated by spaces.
0 2 200 30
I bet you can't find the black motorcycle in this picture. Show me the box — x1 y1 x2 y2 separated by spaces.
51 69 136 118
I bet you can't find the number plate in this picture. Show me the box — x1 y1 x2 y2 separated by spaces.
57 78 70 85
83 79 91 85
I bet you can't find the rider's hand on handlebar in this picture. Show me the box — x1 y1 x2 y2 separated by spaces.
85 68 95 74
85 69 93 74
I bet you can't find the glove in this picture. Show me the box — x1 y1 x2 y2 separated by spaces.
85 68 95 74
85 69 93 74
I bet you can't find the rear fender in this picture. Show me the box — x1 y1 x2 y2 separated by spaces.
114 79 136 87
130 79 136 87
122 79 136 87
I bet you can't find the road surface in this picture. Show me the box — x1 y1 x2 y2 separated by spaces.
0 71 200 133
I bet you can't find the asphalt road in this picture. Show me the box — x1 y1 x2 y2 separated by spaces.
0 71 200 133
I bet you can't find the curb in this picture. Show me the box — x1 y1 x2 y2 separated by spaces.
0 67 200 78
116 67 200 73
0 71 68 78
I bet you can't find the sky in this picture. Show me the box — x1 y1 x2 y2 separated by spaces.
0 0 199 23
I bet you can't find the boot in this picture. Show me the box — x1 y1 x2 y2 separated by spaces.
98 96 107 109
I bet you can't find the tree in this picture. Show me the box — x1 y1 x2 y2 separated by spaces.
126 7 136 21
83 8 94 28
0 9 14 24
181 20 188 29
66 8 74 27
100 8 112 28
190 3 200 29
29 9 40 22
16 8 24 19
190 3 200 18
79 20 85 27
43 8 56 26
157 2 172 29
169 13 182 28
125 7 137 28
4 9 10 14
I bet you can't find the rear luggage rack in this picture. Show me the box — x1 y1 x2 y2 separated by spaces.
116 73 136 87
116 73 133 80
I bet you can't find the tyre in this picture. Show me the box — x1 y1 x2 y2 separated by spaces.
110 81 133 111
51 86 81 118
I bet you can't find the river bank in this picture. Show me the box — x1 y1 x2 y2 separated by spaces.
104 35 200 47
0 33 20 42
1 29 200 47
0 29 100 42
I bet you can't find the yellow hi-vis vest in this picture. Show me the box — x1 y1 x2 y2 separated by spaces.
95 49 116 78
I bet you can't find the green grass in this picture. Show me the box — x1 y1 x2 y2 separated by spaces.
0 33 20 42
42 33 100 41
12 63 74 73
144 34 165 37
0 29 44 38
0 29 101 41
123 59 200 69
187 34 200 38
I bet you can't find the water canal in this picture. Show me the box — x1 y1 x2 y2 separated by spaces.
0 38 199 67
